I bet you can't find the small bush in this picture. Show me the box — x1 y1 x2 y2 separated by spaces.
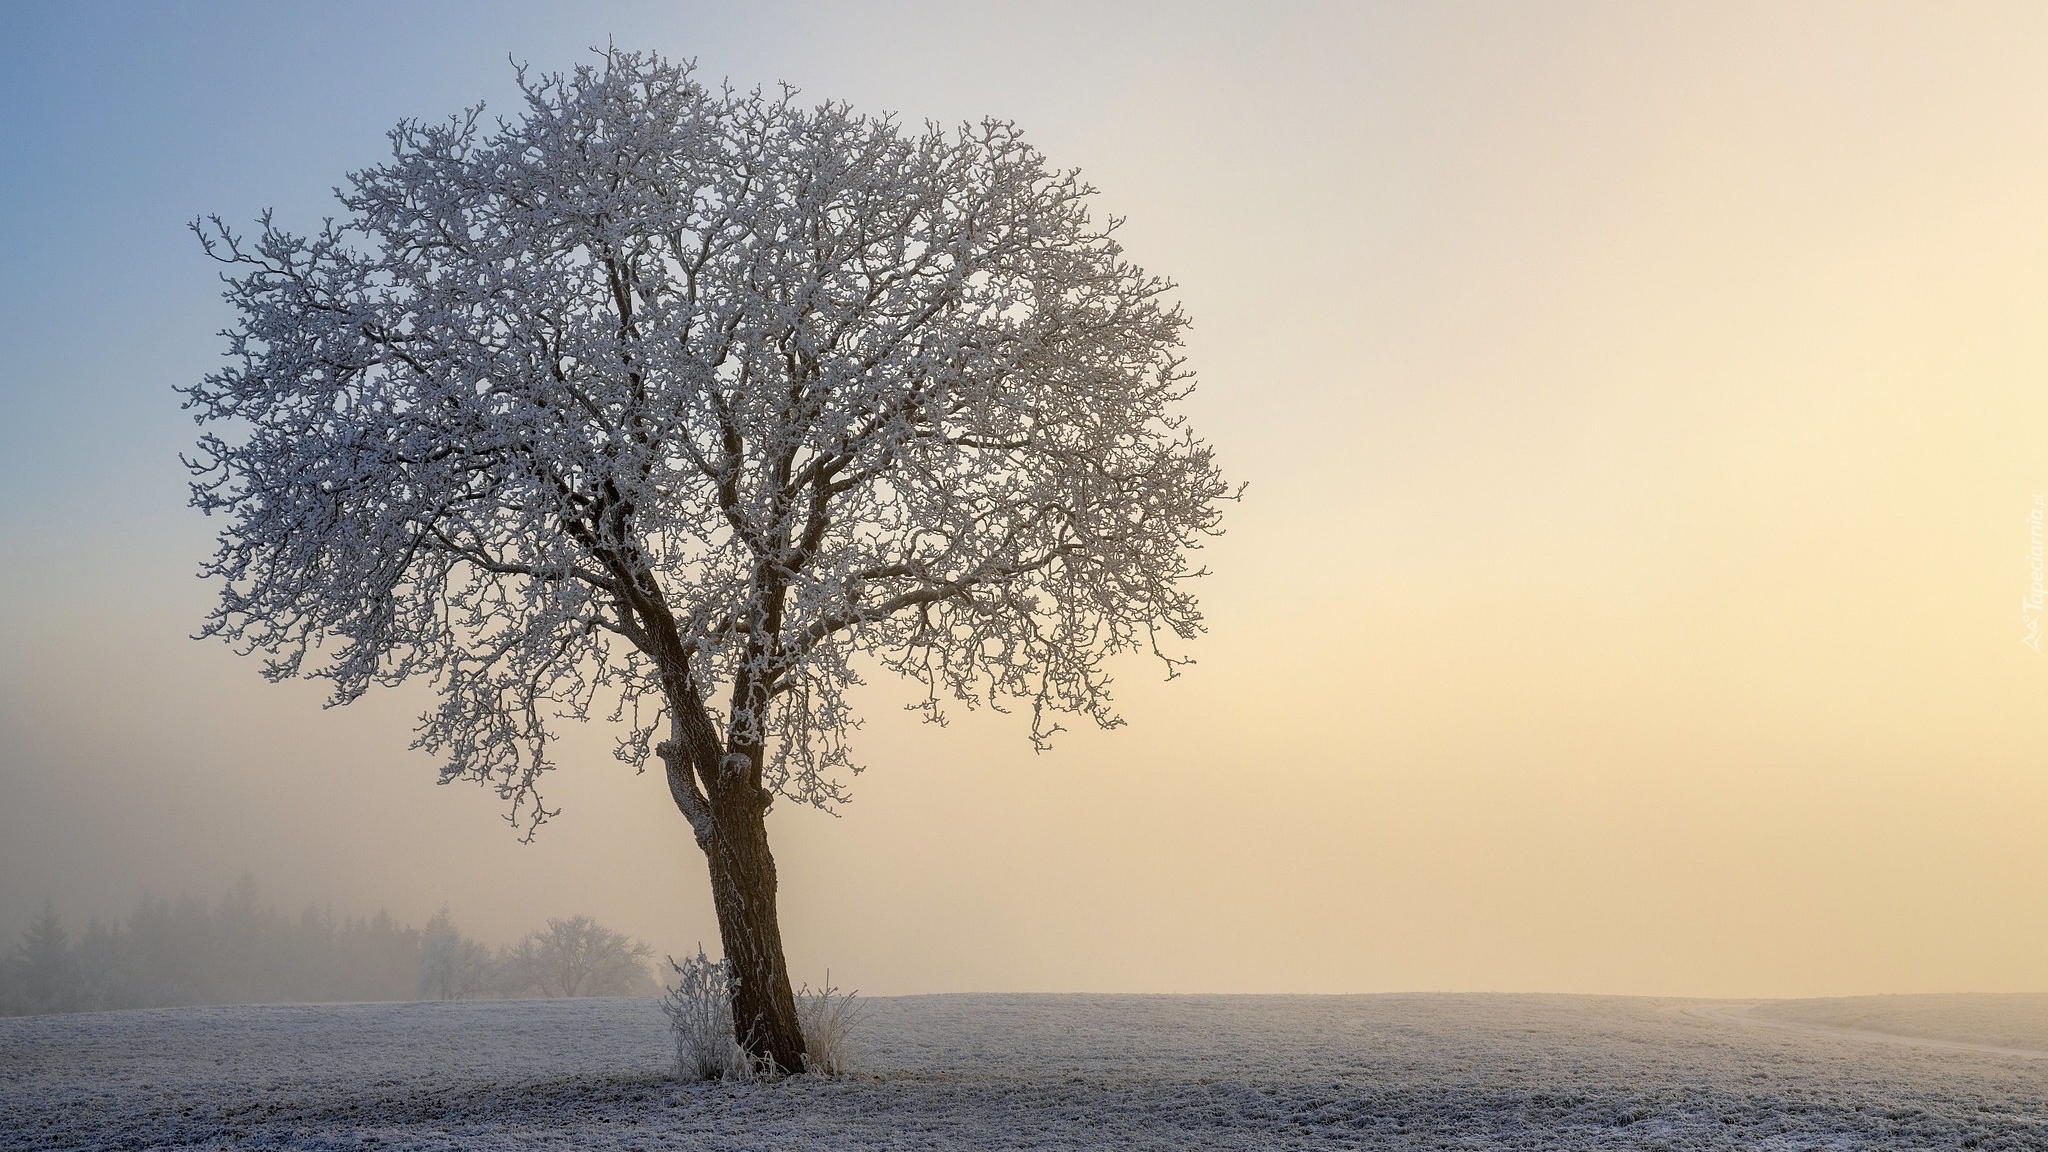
661 947 756 1082
796 972 865 1076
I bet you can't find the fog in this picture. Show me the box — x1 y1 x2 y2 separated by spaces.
4 1 2047 998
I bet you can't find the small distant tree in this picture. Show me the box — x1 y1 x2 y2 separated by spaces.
417 908 495 1000
188 49 1229 1070
13 899 79 1015
497 915 654 998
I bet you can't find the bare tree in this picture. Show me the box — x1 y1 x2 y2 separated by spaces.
497 916 655 999
187 49 1230 1071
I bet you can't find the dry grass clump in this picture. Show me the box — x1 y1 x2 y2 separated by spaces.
796 973 865 1076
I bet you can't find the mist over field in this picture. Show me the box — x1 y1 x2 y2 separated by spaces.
0 879 660 1016
6 2 2048 1147
3 6 2048 1146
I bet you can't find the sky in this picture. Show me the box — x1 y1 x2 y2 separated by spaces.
4 1 2048 999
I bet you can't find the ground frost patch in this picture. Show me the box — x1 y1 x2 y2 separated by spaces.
3 994 2044 1149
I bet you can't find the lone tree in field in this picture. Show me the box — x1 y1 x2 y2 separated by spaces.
188 51 1229 1072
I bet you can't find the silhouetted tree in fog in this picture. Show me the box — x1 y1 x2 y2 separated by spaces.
7 900 79 1014
496 916 656 998
418 907 494 1000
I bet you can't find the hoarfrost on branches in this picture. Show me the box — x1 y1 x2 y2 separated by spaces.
185 49 1230 839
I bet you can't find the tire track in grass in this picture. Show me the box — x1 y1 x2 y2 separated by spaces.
1670 1000 2048 1060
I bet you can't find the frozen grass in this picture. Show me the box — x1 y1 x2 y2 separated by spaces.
795 973 865 1076
4 993 2046 1149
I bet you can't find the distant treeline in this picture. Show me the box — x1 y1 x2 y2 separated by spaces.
0 878 659 1016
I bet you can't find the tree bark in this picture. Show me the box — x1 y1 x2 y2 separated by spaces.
657 691 808 1074
701 780 807 1074
638 557 808 1073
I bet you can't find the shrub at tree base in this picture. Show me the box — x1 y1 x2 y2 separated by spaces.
663 949 864 1080
664 947 757 1081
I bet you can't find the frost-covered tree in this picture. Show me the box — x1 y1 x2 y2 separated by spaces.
187 49 1230 1071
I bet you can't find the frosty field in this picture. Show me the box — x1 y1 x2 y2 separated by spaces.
4 993 2044 1150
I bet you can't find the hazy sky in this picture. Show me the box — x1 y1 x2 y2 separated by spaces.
4 1 2047 998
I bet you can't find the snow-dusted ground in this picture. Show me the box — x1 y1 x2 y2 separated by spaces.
4 993 2044 1149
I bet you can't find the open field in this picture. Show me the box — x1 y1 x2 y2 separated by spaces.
4 993 2044 1149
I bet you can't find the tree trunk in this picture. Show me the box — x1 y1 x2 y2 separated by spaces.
652 657 807 1073
702 784 807 1074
